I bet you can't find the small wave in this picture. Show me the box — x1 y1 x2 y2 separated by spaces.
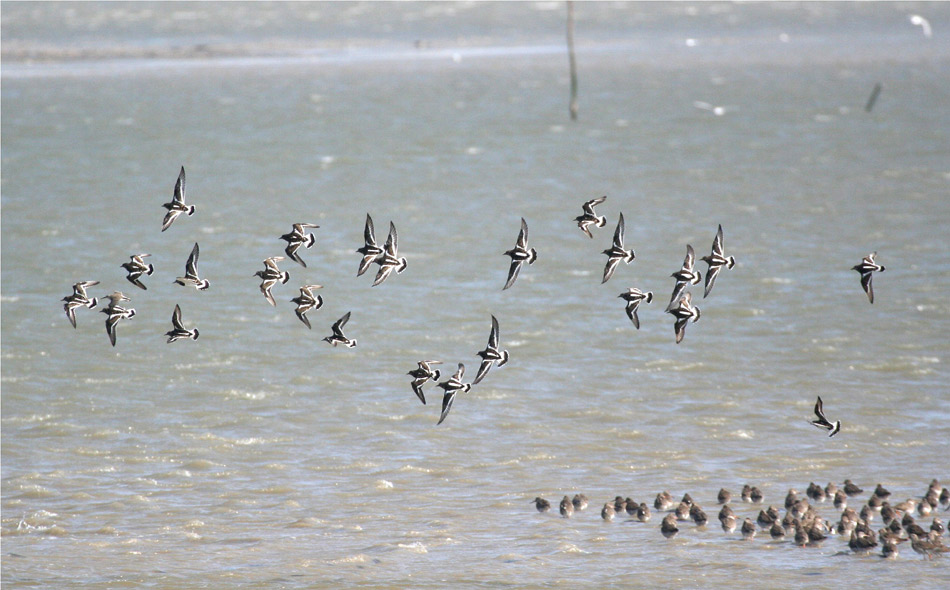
397 541 428 553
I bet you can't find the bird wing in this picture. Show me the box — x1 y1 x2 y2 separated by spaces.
185 243 200 277
516 218 529 250
613 213 625 248
473 359 493 385
411 381 427 405
625 304 640 329
363 214 376 246
674 317 688 344
161 209 180 232
372 263 394 287
488 315 500 349
602 256 621 284
171 304 184 330
503 259 523 290
333 311 351 335
582 196 606 215
860 272 874 303
683 244 695 270
437 390 457 425
712 225 725 257
453 363 465 381
703 265 722 298
173 166 186 204
384 222 398 256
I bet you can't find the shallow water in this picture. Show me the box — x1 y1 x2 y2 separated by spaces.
3 2 950 588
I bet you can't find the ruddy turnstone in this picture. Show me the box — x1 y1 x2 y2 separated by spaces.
280 223 320 267
372 221 408 287
618 287 653 329
62 280 99 328
121 254 154 290
473 314 509 385
503 217 538 290
174 242 210 290
290 284 323 329
654 491 674 511
573 494 589 512
741 518 757 540
601 212 634 283
574 195 607 238
601 502 615 521
356 213 384 277
667 292 701 344
852 252 885 303
161 166 195 232
637 503 652 522
100 291 135 347
408 360 442 405
843 479 863 497
322 311 356 348
701 224 736 298
810 396 841 437
254 256 290 306
667 244 701 311
165 304 199 343
718 488 732 505
436 363 472 425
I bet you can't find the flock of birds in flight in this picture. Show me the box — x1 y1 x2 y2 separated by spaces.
530 479 950 560
62 169 885 426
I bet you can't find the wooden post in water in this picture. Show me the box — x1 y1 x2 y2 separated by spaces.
567 1 579 121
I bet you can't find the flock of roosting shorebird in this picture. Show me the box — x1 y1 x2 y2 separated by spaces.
531 479 950 560
62 171 886 426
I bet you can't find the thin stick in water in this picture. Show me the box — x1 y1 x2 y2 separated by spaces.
567 1 579 121
865 82 882 113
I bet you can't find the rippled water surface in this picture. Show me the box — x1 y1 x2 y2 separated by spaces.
3 2 950 588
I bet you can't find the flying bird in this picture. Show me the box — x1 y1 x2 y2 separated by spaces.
161 166 195 232
503 217 538 290
436 363 472 425
667 244 701 310
667 292 701 344
121 253 154 290
165 304 199 343
100 291 136 347
601 212 635 283
372 221 408 287
618 287 653 329
356 213 384 277
322 311 357 348
810 396 841 437
574 195 607 238
473 314 510 385
852 252 885 303
254 256 290 306
290 284 324 328
408 360 442 405
701 225 736 298
174 243 210 290
280 223 320 267
62 280 99 328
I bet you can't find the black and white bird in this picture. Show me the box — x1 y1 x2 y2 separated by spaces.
322 311 356 348
473 314 509 385
254 256 290 306
62 280 99 328
279 223 320 267
701 224 736 298
852 252 885 303
100 291 135 347
574 195 607 238
161 166 195 232
503 217 538 290
372 221 408 287
174 242 210 290
601 212 635 283
290 284 323 329
356 213 385 277
618 287 653 329
810 396 841 437
667 291 701 344
408 360 442 405
165 304 199 343
667 244 701 311
436 363 472 425
121 254 154 290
